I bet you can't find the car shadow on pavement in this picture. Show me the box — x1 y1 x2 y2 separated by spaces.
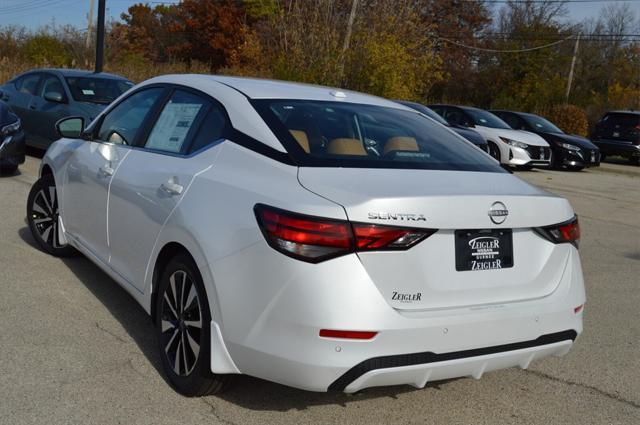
18 225 454 410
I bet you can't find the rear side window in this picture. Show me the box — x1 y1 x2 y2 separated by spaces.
253 99 504 172
601 113 640 128
145 90 210 153
15 74 41 95
188 104 228 153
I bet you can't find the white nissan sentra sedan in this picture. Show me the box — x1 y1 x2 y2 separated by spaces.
27 75 585 396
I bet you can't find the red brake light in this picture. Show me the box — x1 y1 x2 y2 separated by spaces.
353 223 433 250
255 204 435 262
535 216 580 247
319 329 378 340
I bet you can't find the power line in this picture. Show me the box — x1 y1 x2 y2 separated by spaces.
437 34 575 52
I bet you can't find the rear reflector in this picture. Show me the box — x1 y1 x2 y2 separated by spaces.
534 216 580 248
319 329 378 340
255 204 435 263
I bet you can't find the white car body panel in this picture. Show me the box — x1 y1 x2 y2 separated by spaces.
38 74 585 393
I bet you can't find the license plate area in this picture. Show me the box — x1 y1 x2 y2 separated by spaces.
455 229 513 271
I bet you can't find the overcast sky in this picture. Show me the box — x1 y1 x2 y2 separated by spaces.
0 0 637 30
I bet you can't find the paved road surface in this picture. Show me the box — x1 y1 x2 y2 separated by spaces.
0 156 638 424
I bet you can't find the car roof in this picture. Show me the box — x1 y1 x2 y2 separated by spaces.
22 68 130 81
604 110 640 115
429 104 490 112
147 74 412 109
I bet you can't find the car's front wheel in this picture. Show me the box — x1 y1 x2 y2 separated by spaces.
156 254 229 396
488 142 501 162
27 174 76 257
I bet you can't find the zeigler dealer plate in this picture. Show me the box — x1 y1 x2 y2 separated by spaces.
455 229 514 271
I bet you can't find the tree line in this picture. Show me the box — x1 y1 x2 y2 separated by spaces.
0 0 638 132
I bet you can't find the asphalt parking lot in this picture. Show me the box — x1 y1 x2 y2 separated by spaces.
1 155 638 425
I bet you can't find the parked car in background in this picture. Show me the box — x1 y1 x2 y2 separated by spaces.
591 111 640 165
0 100 25 175
491 110 600 171
28 75 584 396
429 104 551 169
395 100 489 152
0 69 133 150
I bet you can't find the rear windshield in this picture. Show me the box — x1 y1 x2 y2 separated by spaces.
466 109 511 129
253 99 504 172
600 113 640 128
65 77 133 104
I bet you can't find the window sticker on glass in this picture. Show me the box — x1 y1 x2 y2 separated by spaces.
146 102 203 152
82 89 95 95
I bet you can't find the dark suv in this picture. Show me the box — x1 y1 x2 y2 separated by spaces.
591 111 640 164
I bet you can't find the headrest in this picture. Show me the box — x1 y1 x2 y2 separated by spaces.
327 138 367 156
289 130 310 153
383 137 419 155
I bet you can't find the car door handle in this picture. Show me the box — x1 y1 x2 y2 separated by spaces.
99 165 114 176
29 105 37 110
160 181 184 196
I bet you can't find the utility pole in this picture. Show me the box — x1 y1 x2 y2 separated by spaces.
565 33 580 104
95 0 105 73
85 0 95 49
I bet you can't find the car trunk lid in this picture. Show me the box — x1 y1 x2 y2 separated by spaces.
298 168 575 310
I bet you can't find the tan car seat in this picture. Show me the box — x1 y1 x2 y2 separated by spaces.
327 138 367 156
289 130 310 153
383 137 419 155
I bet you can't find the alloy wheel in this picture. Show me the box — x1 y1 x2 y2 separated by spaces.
31 185 61 248
160 270 203 376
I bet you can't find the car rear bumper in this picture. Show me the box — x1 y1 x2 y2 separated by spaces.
336 332 575 392
218 246 585 392
0 131 26 165
593 139 640 158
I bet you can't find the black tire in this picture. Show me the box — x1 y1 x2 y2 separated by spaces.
0 164 18 175
599 153 606 162
567 166 585 171
27 174 76 257
155 254 229 396
488 142 501 162
629 157 640 166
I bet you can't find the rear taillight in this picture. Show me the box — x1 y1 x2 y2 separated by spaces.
534 216 580 248
254 204 435 263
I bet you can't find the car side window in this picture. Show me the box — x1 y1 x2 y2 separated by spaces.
144 90 214 154
188 103 229 153
97 88 164 145
446 109 465 126
15 74 41 95
39 74 66 101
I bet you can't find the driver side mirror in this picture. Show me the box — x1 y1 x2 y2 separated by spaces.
462 121 475 128
44 91 66 103
56 117 85 139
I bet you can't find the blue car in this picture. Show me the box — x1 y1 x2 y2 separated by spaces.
0 100 25 175
0 68 133 150
396 100 489 152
